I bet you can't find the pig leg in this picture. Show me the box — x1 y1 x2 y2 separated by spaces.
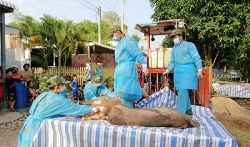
184 115 200 128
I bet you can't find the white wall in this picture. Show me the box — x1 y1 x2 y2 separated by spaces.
5 48 31 70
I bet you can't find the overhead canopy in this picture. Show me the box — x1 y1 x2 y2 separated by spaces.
134 19 186 36
85 41 114 54
0 0 18 13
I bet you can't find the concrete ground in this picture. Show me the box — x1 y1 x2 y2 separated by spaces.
0 108 29 147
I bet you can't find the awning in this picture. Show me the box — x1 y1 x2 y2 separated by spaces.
0 0 18 13
85 41 114 54
134 19 186 36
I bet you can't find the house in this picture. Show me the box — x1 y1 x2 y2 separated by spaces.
0 25 30 69
4 25 30 69
71 41 116 68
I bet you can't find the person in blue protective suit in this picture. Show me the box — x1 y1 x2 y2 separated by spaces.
17 76 98 147
163 29 203 115
94 62 103 81
111 28 148 108
84 76 115 101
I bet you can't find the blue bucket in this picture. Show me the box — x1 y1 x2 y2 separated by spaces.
14 82 28 109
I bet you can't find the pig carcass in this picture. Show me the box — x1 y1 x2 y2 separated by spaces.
108 105 200 128
80 98 121 120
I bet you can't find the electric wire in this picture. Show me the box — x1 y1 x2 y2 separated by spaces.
113 0 119 10
15 0 68 18
73 0 97 12
138 0 152 15
95 0 161 47
14 0 161 47
12 0 90 22
35 0 87 9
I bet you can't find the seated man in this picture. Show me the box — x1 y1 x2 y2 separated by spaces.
84 76 115 101
18 76 97 147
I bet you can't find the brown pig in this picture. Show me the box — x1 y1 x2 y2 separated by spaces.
108 105 200 128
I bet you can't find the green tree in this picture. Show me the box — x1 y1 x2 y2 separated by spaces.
132 34 141 42
27 35 53 68
102 11 120 28
102 11 128 35
8 13 52 67
76 20 98 41
40 15 85 75
101 20 113 45
162 36 174 48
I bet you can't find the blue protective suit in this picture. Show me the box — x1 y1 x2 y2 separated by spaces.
17 92 92 147
167 41 202 114
114 36 146 107
95 67 103 77
59 86 67 99
84 81 114 101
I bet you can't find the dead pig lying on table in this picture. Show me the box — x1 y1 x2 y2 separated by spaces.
108 105 200 128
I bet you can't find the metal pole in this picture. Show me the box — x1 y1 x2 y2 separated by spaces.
88 44 90 58
53 51 56 75
0 13 7 109
53 51 56 67
121 0 125 32
97 6 102 43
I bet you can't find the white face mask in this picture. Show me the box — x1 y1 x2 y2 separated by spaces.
59 86 66 93
173 38 180 45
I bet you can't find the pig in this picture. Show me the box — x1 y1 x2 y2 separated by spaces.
108 105 200 128
80 98 121 120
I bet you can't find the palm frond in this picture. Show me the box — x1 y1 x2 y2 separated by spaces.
30 55 45 64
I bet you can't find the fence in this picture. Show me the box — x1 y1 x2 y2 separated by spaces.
34 66 115 86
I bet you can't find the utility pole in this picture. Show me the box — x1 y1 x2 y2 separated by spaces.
0 13 7 109
97 6 102 43
121 0 125 32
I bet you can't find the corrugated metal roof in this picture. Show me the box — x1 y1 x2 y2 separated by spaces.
87 41 114 51
0 0 18 13
5 25 19 34
134 20 186 36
